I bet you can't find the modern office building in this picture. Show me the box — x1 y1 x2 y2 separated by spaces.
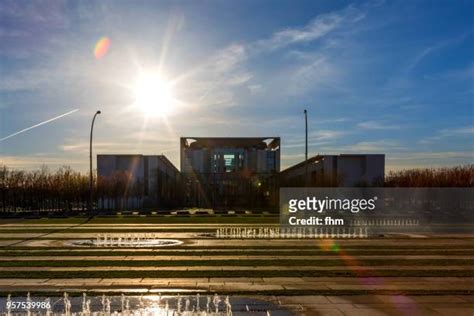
97 154 180 209
96 139 385 211
280 154 385 187
180 137 280 209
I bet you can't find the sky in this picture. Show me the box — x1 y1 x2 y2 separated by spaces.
0 0 473 172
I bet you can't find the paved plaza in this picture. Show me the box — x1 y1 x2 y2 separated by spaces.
0 220 473 315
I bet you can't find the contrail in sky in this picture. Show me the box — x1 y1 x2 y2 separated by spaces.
0 109 79 142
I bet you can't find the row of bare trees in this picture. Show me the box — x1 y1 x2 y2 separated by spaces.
0 165 144 213
0 165 90 213
385 165 474 187
0 164 472 213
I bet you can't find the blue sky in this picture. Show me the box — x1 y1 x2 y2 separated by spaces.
0 0 473 172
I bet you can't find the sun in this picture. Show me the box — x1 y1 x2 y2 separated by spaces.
133 73 175 117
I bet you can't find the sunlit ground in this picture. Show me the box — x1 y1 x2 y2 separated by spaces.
0 219 473 315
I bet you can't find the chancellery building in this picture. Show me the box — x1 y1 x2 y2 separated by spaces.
97 136 384 210
180 137 280 209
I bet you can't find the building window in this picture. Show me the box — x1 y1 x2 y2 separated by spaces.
224 154 234 172
267 152 275 172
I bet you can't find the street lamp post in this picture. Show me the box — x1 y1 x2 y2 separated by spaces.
304 109 308 187
89 110 101 213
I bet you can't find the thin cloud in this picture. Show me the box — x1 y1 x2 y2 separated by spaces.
407 32 472 72
419 125 474 144
390 151 474 160
386 151 474 171
320 140 405 153
439 126 474 137
189 3 367 107
357 120 401 130
253 5 364 52
0 155 84 170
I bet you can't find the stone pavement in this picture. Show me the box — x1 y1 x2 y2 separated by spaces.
1 222 473 315
275 295 474 316
1 277 474 293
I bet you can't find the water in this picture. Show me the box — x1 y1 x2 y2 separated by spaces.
1 293 293 315
214 219 420 239
67 233 183 248
215 227 369 239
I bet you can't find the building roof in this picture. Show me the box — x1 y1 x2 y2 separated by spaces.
156 155 180 174
181 137 280 150
97 154 179 173
281 154 385 174
280 154 324 174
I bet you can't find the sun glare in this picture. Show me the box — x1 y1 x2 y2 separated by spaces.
133 73 175 117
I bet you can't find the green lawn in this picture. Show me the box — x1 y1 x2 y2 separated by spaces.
1 250 473 256
1 259 473 267
16 215 279 225
0 269 473 279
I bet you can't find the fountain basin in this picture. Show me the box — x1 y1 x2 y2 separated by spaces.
1 294 294 315
66 238 183 248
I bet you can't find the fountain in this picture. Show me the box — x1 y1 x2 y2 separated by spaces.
46 298 52 316
185 298 191 312
214 227 373 239
64 292 71 316
206 295 211 313
0 291 295 315
6 294 11 316
196 293 200 312
26 292 31 316
68 232 183 248
212 294 220 313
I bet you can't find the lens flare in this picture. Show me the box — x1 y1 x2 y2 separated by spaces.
94 37 111 59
